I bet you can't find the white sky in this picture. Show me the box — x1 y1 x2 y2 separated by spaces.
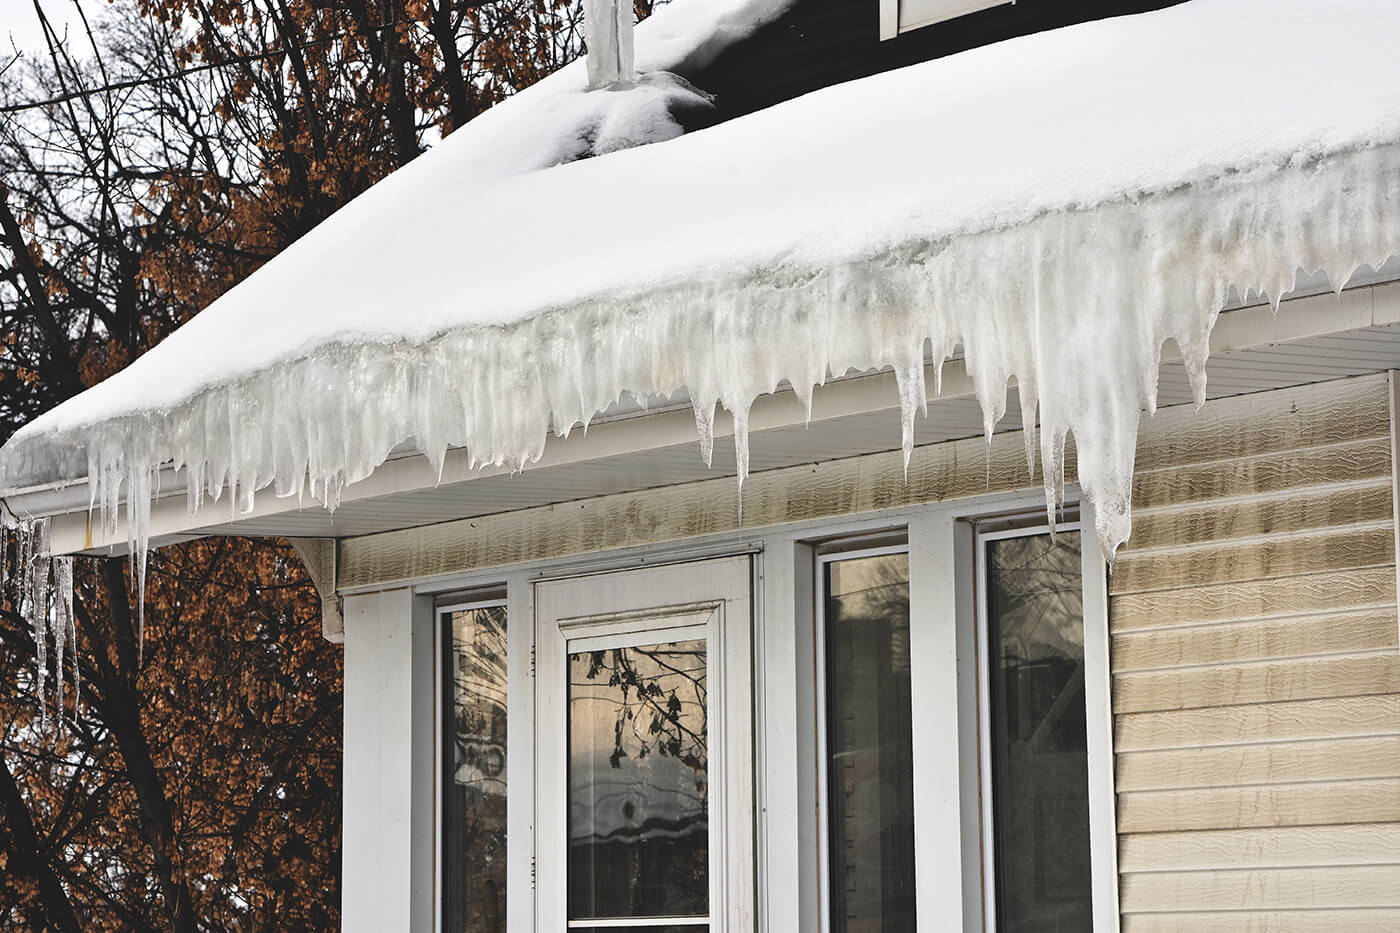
0 0 90 60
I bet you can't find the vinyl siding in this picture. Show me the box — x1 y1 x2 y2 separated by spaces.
1111 373 1400 930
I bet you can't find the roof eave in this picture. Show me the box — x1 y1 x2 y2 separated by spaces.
12 275 1400 559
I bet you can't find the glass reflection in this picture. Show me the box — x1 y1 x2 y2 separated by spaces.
824 552 916 933
568 639 709 922
985 532 1092 932
443 605 509 933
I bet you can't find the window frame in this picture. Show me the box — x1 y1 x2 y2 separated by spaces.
423 493 1117 933
436 592 511 933
814 539 913 933
973 518 1100 932
532 555 756 933
878 0 1014 40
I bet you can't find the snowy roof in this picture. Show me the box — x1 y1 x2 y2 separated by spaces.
3 0 1400 564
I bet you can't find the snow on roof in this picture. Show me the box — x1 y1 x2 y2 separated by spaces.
4 0 1400 570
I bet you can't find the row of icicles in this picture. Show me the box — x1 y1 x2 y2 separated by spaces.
3 514 77 730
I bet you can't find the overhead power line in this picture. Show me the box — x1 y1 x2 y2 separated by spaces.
0 18 408 115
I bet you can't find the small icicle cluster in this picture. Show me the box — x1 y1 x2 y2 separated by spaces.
2 514 77 729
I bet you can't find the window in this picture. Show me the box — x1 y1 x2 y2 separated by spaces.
819 545 916 933
568 633 710 926
426 509 1111 933
977 525 1093 931
534 556 754 933
880 0 1013 40
442 600 509 933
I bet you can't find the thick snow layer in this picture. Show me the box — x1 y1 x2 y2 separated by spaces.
4 0 1400 586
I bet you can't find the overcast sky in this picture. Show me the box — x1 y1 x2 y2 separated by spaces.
1 0 90 60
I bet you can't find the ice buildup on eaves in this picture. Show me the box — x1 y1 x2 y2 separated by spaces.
18 142 1400 566
3 0 1400 721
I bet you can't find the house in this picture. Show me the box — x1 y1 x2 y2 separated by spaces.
3 0 1400 930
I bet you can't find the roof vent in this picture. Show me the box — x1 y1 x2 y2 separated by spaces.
585 0 634 89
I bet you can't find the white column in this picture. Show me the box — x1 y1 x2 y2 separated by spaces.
908 513 982 932
505 574 535 933
758 539 820 933
1081 506 1122 933
342 588 437 932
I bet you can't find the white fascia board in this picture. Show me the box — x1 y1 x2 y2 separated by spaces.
15 279 1400 558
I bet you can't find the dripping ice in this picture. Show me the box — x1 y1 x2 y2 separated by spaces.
2 513 77 729
23 142 1400 593
2 0 1399 724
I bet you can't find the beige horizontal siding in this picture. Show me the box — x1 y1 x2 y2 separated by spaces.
1111 523 1395 595
1118 824 1400 871
1119 865 1400 911
1112 565 1396 632
1122 909 1400 933
1112 374 1400 928
1111 610 1398 669
1116 735 1400 792
1129 438 1392 512
1114 652 1400 713
1116 693 1400 751
1128 479 1392 550
1117 779 1400 833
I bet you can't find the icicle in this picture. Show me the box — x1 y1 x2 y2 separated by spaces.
125 461 153 664
893 352 927 478
30 521 50 731
53 556 72 717
691 398 717 468
584 0 634 89
3 139 1399 584
732 402 752 523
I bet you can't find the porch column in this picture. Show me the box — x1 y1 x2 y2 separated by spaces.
342 588 437 932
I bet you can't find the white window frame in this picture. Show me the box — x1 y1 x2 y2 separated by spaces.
879 0 1014 41
532 555 755 933
416 491 1116 933
813 539 912 933
436 593 511 933
971 517 1119 933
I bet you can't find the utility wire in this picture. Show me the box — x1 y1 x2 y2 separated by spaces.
0 18 408 115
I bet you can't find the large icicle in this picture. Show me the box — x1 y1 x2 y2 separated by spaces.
2 0 1400 666
6 142 1393 578
585 0 635 89
1 513 75 729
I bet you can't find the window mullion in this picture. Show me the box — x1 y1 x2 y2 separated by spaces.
506 574 536 933
1079 504 1122 933
908 512 982 933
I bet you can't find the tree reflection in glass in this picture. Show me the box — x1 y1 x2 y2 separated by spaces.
824 552 916 933
985 531 1092 932
444 605 509 933
568 639 709 924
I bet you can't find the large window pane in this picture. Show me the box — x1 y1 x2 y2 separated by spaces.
568 639 709 923
984 532 1092 932
444 605 509 933
824 552 916 933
